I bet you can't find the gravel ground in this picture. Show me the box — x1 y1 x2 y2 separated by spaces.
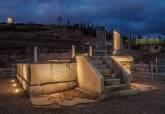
0 77 165 114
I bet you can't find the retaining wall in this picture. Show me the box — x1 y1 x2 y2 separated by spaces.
76 56 104 93
17 63 77 96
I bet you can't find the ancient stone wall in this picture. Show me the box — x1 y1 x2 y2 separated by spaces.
76 56 104 93
17 62 77 96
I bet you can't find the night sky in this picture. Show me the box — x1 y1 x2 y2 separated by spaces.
0 0 165 36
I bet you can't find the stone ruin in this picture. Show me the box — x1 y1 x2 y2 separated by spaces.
95 27 107 55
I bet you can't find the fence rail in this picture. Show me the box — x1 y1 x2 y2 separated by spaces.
151 64 165 79
0 66 17 77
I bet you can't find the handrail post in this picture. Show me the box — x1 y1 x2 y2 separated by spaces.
89 46 93 57
151 64 154 79
34 46 38 63
72 45 76 59
156 57 158 74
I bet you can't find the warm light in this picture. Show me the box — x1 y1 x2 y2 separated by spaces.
7 16 14 24
11 79 15 83
53 93 59 96
12 83 17 87
15 89 20 93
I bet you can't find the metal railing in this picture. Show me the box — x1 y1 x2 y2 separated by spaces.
151 64 165 79
0 64 17 77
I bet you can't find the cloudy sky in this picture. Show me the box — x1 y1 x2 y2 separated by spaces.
0 0 165 35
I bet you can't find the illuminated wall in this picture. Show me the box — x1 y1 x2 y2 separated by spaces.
17 63 77 96
76 56 104 93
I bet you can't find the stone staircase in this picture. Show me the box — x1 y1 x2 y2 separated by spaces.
90 56 128 94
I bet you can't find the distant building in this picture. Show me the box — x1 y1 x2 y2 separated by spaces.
7 16 14 24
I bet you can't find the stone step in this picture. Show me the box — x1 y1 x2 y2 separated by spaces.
99 69 110 74
91 60 103 64
102 74 110 77
90 56 103 60
95 50 107 55
104 78 121 86
103 73 117 78
104 84 128 93
95 64 108 69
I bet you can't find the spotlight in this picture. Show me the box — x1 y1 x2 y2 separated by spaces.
12 83 17 87
15 89 19 93
11 79 15 83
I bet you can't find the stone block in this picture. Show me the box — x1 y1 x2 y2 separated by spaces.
51 81 77 93
30 86 43 96
30 64 51 85
51 64 76 82
30 81 77 96
17 62 78 96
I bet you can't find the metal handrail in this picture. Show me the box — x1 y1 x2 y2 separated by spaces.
152 64 165 67
151 64 165 79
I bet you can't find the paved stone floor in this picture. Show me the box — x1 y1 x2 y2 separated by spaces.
0 77 165 114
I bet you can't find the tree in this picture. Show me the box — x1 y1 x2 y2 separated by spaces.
67 19 70 32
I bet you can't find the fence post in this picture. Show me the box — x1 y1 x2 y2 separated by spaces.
34 46 38 63
151 64 154 79
72 45 76 58
156 57 158 73
89 46 93 57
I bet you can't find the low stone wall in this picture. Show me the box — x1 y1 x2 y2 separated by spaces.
111 56 133 88
17 62 77 96
76 56 104 93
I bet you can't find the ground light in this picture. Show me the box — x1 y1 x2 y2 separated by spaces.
15 88 20 93
11 79 15 83
12 83 17 87
10 79 21 94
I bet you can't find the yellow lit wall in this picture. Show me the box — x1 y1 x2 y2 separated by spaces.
17 63 77 96
76 56 104 93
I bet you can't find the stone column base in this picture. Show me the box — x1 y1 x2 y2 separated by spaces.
113 49 122 55
95 49 107 55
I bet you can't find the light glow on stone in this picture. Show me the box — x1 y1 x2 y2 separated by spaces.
15 89 20 93
11 79 15 83
12 83 17 87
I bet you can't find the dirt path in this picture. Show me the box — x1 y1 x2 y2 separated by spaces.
0 77 165 114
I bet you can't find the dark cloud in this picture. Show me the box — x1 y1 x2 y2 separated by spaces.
0 0 165 35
